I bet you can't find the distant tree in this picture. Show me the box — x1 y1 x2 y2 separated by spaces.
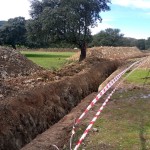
26 19 44 48
27 0 111 61
136 39 146 50
92 28 124 47
0 17 26 49
122 37 137 47
145 37 150 50
0 21 7 45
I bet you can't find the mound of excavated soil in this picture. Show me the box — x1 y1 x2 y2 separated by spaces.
0 47 41 79
0 57 118 100
69 46 143 61
0 58 120 150
139 56 150 68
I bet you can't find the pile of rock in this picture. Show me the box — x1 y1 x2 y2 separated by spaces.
140 55 150 68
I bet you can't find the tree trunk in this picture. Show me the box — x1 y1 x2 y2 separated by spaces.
12 44 16 49
79 42 86 61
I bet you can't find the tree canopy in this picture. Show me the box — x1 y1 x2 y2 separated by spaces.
27 0 111 60
91 28 124 47
0 17 26 49
136 39 145 50
145 37 150 50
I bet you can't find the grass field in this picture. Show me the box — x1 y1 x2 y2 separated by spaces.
21 51 76 70
126 69 150 85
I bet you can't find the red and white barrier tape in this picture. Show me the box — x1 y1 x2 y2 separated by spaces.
51 144 59 150
70 69 123 149
70 60 141 149
74 87 116 150
73 58 146 150
74 60 141 126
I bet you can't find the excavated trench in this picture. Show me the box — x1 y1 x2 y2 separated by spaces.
0 59 120 150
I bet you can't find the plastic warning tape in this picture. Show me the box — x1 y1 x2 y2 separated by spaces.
74 60 140 126
74 87 116 150
73 59 143 150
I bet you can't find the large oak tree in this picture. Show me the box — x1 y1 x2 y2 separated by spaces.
27 0 111 61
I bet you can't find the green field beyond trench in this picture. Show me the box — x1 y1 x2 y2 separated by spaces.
21 51 75 70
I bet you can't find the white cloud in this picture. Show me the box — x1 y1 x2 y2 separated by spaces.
124 30 149 39
112 0 150 9
91 23 113 35
0 0 30 20
91 18 113 35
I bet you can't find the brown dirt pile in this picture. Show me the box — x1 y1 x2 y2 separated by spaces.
0 46 41 79
69 46 143 61
0 59 119 150
0 46 148 101
0 56 117 100
0 70 55 100
139 56 150 68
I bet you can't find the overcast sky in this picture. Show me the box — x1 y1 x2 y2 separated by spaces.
0 0 150 39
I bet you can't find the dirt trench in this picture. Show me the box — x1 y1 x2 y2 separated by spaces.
0 59 119 150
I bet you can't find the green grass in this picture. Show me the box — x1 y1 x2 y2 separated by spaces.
21 51 75 70
125 69 150 85
81 89 150 150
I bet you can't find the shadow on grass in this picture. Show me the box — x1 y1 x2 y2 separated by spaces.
24 53 69 58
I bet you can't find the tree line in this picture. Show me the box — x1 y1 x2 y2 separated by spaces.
91 28 150 50
0 0 149 61
0 17 150 50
